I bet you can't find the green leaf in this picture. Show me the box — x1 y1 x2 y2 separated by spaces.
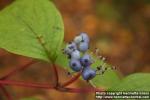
92 70 120 89
90 58 121 89
56 47 121 89
0 0 64 62
109 73 150 91
55 44 69 69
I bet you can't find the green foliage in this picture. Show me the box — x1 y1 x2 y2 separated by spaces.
0 0 64 62
56 48 69 69
109 73 150 91
91 56 121 89
92 70 120 89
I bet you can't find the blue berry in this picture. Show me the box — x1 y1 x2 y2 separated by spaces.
74 32 89 44
71 50 80 59
69 59 82 72
80 32 89 43
68 42 77 50
78 42 89 52
63 32 116 81
82 67 96 81
64 42 77 55
80 54 92 67
74 35 82 44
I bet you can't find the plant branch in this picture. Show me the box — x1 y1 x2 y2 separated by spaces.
0 80 53 89
52 63 59 87
61 72 81 87
1 60 35 80
0 85 13 100
63 87 105 93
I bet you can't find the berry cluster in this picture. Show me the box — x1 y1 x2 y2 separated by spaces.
63 32 115 81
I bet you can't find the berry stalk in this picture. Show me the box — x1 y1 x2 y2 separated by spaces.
61 72 81 87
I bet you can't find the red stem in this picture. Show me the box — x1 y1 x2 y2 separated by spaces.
64 87 105 93
52 63 59 87
0 59 105 97
1 60 35 79
0 80 105 94
0 80 53 89
61 72 81 87
0 85 13 100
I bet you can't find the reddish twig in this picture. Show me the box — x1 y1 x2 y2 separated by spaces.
63 87 105 93
0 80 105 94
0 85 13 100
0 57 105 98
0 80 53 89
1 60 35 80
52 63 59 87
61 72 81 87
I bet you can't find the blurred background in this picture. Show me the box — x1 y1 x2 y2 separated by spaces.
0 0 150 99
